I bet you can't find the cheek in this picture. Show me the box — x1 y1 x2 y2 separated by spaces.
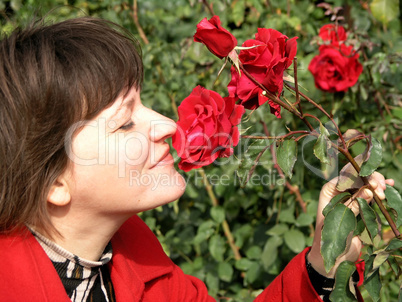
116 131 150 170
67 123 102 167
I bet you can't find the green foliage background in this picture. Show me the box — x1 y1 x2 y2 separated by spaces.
1 0 401 301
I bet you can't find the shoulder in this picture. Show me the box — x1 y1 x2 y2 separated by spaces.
114 215 165 253
0 228 68 301
111 215 175 282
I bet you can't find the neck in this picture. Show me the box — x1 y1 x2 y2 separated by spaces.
43 209 128 261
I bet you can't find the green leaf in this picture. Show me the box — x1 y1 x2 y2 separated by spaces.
385 238 402 251
336 154 364 191
370 0 400 25
278 203 296 223
284 229 306 253
276 139 297 179
209 234 226 262
357 197 378 240
364 268 382 302
295 213 314 227
210 206 225 224
218 262 234 282
329 261 357 302
340 129 365 149
206 271 219 294
266 223 289 236
245 245 262 260
359 138 383 177
194 220 215 244
313 123 331 165
236 139 270 187
371 251 389 274
322 192 351 217
234 224 253 248
261 236 282 270
248 0 264 12
245 261 261 283
321 204 357 272
385 184 402 228
231 0 245 27
235 258 254 271
353 216 366 237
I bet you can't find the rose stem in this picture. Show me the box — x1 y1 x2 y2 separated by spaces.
238 65 316 133
261 122 315 236
293 58 301 107
201 0 215 16
238 63 401 239
284 82 347 150
285 81 401 238
241 130 310 140
131 0 149 45
327 139 402 239
199 169 242 260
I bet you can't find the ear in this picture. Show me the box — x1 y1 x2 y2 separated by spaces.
47 177 71 207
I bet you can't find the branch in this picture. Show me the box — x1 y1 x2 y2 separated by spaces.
199 170 242 260
241 130 310 140
262 122 314 235
239 65 317 133
335 147 402 240
284 82 347 150
132 0 149 45
237 56 400 239
201 0 215 16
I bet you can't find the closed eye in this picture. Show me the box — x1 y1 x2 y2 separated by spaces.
119 120 135 131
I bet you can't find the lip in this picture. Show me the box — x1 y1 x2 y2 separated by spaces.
151 148 174 168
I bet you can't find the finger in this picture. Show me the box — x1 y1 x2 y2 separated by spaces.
349 199 360 216
347 188 374 216
359 187 374 202
368 172 384 190
367 173 387 200
344 236 362 262
334 236 362 270
385 179 394 187
319 180 340 207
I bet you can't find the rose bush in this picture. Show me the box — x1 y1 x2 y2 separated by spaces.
172 86 244 172
227 28 297 116
308 44 363 92
193 16 237 59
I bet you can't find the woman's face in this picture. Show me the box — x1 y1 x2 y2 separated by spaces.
63 87 186 218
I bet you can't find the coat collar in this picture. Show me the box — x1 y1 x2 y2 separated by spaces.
0 216 174 302
111 215 174 282
109 215 175 301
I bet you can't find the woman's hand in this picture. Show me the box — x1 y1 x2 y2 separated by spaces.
307 172 394 278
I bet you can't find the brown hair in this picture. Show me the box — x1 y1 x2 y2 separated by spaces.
0 17 143 235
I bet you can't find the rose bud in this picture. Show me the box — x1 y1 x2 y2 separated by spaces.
193 16 237 59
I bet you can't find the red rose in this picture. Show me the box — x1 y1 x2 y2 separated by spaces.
308 44 362 92
172 86 244 172
319 24 347 46
227 28 297 116
193 16 237 59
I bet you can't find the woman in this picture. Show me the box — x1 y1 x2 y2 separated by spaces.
0 17 393 301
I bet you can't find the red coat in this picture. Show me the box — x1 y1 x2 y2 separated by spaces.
0 216 322 301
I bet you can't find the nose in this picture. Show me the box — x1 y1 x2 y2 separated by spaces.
147 108 177 142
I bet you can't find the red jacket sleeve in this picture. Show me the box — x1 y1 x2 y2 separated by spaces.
255 247 323 302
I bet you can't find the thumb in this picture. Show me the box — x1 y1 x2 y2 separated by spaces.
317 178 340 216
